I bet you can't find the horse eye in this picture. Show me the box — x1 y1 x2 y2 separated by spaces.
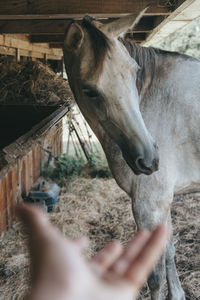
83 88 98 98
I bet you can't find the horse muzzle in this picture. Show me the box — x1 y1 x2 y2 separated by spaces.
122 143 159 175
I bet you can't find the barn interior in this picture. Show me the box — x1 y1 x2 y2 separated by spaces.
0 0 199 254
0 1 200 299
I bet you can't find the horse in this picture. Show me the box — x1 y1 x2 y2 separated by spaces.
63 10 200 300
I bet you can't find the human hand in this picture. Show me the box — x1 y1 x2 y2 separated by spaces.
16 204 169 300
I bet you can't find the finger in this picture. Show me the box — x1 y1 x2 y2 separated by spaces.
16 203 49 235
110 230 151 275
16 204 68 283
16 204 67 242
91 241 123 273
16 204 91 299
72 237 89 251
124 225 169 288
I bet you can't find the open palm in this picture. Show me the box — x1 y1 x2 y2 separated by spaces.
17 204 168 300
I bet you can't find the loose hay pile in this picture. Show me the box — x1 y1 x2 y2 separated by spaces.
0 178 199 299
0 57 73 106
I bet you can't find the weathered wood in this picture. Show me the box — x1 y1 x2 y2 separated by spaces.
20 49 44 59
0 1 173 15
0 45 16 56
0 34 63 59
3 103 69 166
46 54 63 60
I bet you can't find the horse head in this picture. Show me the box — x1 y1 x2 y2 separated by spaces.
63 10 159 175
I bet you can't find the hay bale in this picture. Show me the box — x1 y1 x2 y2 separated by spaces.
0 57 73 106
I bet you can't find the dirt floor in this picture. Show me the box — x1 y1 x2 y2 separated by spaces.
0 177 199 299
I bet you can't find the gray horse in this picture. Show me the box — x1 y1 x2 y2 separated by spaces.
63 11 200 300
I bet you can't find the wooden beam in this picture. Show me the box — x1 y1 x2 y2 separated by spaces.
0 20 71 34
0 15 162 35
0 1 173 15
0 13 172 20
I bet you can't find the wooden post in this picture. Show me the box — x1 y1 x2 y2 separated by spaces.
71 122 91 162
16 48 20 62
61 56 64 77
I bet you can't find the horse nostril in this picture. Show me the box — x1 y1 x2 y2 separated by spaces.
135 156 159 174
136 157 146 170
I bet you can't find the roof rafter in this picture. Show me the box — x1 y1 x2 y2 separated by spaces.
0 16 163 36
0 0 174 15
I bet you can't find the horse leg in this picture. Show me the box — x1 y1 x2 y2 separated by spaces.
131 176 173 300
147 255 166 300
166 214 185 300
97 135 185 299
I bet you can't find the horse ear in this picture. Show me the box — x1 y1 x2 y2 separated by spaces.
64 23 84 50
97 7 148 37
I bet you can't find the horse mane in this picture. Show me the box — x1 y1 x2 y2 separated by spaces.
120 39 156 70
119 38 198 94
82 16 111 73
119 38 158 93
120 37 197 67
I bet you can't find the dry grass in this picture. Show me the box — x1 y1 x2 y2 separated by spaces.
50 178 135 255
0 177 199 299
172 193 200 300
0 57 73 106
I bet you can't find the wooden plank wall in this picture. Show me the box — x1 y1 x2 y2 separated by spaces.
0 120 63 234
0 34 63 60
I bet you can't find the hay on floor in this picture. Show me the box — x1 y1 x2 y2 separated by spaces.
0 178 199 300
